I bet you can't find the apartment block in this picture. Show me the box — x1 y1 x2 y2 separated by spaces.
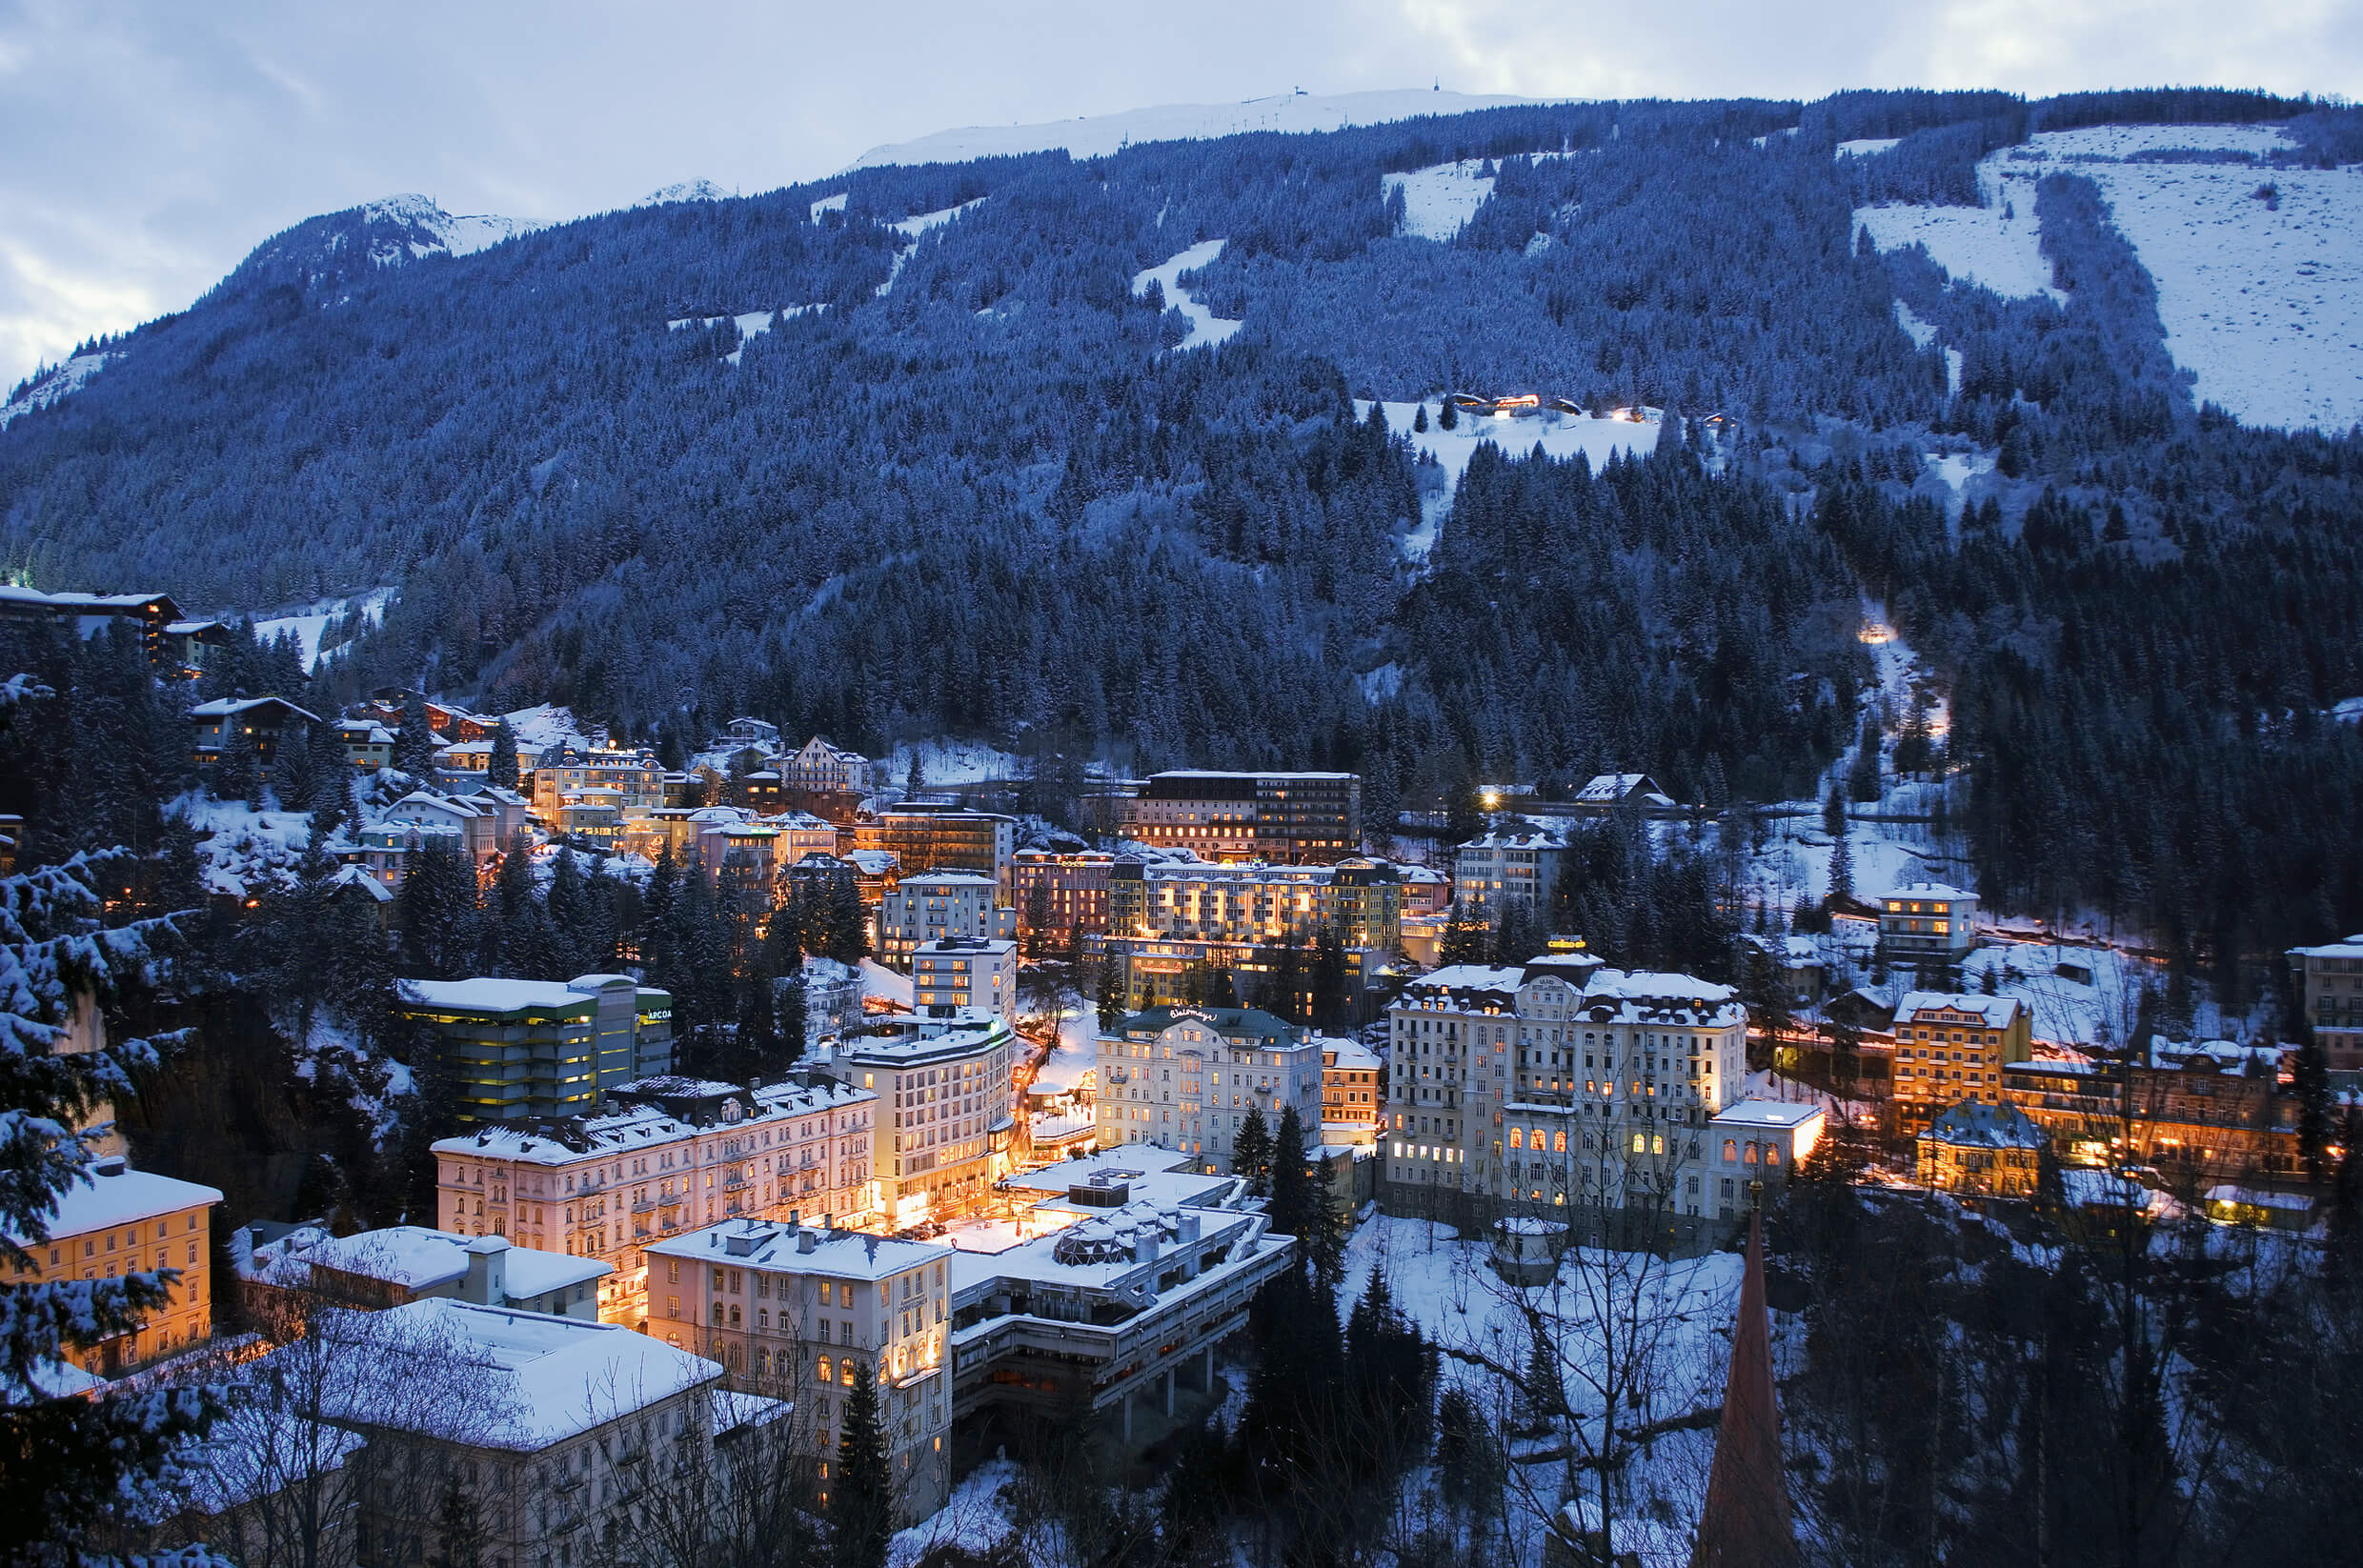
1888 993 2030 1116
1381 960 1747 1226
1879 882 1980 980
396 975 676 1122
878 871 1015 970
2289 935 2363 1086
853 807 1016 885
816 1011 1019 1227
1009 849 1115 940
434 1074 878 1325
302 1298 742 1568
1322 1036 1385 1145
1096 1005 1325 1169
1110 771 1361 864
647 1219 954 1523
7 1160 221 1376
912 937 1018 1022
1452 819 1570 916
530 745 666 822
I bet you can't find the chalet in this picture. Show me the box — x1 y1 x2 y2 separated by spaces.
333 719 394 772
190 695 322 766
1917 1100 2046 1196
1569 773 1679 816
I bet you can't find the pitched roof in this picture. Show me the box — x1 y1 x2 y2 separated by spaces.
1922 1099 2047 1150
1689 1210 1795 1568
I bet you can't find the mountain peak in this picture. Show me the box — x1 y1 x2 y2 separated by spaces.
639 179 728 206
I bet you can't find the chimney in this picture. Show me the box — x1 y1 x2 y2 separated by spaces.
798 1230 818 1255
1131 1229 1160 1265
93 1156 127 1177
462 1236 510 1306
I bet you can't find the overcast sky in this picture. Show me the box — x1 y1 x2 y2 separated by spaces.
3 0 2356 392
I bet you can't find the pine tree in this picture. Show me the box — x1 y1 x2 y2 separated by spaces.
393 694 437 778
831 1361 895 1568
216 722 262 808
1828 827 1854 910
2294 1038 2334 1183
428 1470 485 1568
1822 781 1847 839
1233 1103 1272 1196
397 835 478 980
0 848 215 1557
487 718 519 792
1310 926 1351 1032
1268 1106 1340 1282
1439 897 1488 966
1439 397 1458 431
1097 963 1125 1033
1412 403 1428 432
1518 1331 1562 1434
1263 934 1304 1023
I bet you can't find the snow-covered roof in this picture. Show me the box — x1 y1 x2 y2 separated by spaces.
433 1076 871 1167
189 695 323 724
326 863 393 902
6 1165 222 1247
0 1357 106 1405
1459 819 1568 850
1404 963 1526 995
313 1299 721 1449
1896 993 2023 1026
398 977 599 1015
1000 1146 1201 1193
1710 1099 1825 1131
1921 1100 2046 1150
300 1227 608 1298
1882 881 1974 903
647 1218 951 1282
1323 1036 1382 1071
2205 1185 2313 1212
890 871 1000 889
1573 773 1675 806
2291 935 2363 959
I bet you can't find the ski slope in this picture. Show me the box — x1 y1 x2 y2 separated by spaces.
847 89 1564 169
1854 121 2363 431
1133 239 1242 351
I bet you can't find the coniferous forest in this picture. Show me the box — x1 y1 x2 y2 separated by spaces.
3 86 2361 965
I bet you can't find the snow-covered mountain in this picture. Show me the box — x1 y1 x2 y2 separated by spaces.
638 179 728 206
1 350 115 430
845 88 1563 170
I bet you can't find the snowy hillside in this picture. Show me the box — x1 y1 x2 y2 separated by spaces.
251 588 395 670
638 179 727 205
846 89 1560 169
1 351 114 429
358 194 541 263
1853 122 2363 431
1355 398 1661 561
1384 157 1499 240
1133 239 1242 350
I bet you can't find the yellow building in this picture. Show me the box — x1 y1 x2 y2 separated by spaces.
8 1160 221 1377
1888 993 2030 1116
1917 1100 2046 1196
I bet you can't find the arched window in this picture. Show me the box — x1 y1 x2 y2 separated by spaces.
818 1356 833 1383
1553 1131 1566 1153
1509 1128 1525 1150
1723 1138 1738 1161
1765 1145 1781 1166
1744 1142 1759 1164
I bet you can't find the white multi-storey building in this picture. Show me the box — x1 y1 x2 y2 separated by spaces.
816 1010 1019 1226
433 1075 877 1326
878 872 1015 971
1096 1005 1325 1170
1381 958 1747 1225
647 1218 954 1523
1452 819 1571 916
912 937 1019 1022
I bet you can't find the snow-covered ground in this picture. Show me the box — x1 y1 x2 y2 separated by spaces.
1031 1010 1099 1094
887 736 1019 787
1354 398 1661 560
1385 158 1498 241
1854 189 2064 304
890 198 986 240
1132 239 1242 351
362 194 541 261
170 794 316 898
1837 137 1901 158
666 305 825 363
860 957 915 1010
809 191 848 223
1855 121 2363 431
251 588 394 670
2 350 113 428
1999 134 2363 429
638 179 726 206
848 89 1563 170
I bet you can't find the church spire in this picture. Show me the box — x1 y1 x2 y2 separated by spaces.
1690 1205 1794 1568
